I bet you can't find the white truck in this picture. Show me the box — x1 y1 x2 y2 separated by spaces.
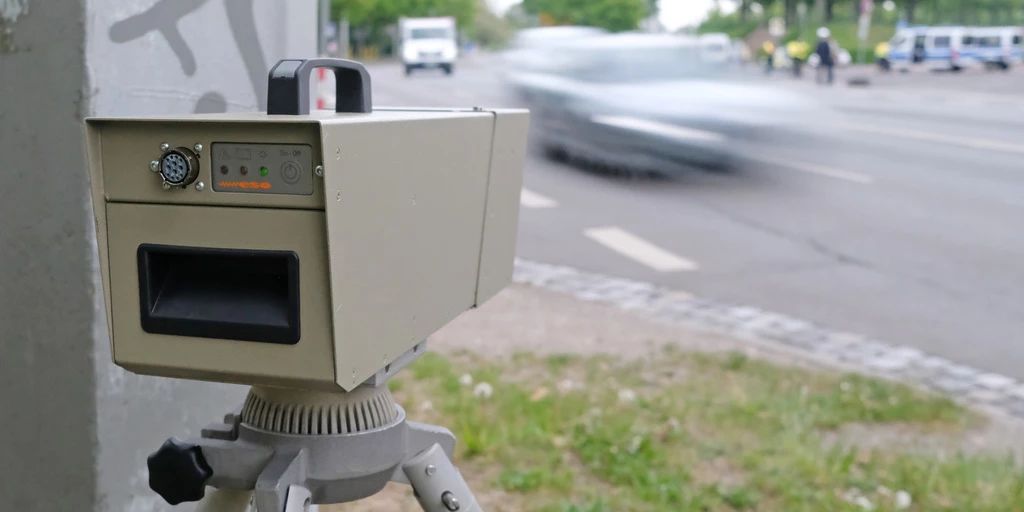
399 17 458 76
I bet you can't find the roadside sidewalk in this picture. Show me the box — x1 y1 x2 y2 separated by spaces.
329 271 1024 511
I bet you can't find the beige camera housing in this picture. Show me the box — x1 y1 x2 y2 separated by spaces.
86 108 528 391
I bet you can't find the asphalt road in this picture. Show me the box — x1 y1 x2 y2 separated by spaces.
366 56 1024 379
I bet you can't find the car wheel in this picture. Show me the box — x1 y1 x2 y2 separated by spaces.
542 144 569 163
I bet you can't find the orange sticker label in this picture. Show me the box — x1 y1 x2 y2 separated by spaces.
217 181 272 191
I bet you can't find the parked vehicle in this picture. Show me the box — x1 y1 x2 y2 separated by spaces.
888 26 974 72
965 26 1023 69
399 17 458 76
506 34 815 176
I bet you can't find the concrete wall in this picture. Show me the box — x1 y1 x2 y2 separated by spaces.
0 1 316 510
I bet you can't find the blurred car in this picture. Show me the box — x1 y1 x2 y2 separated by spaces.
698 33 733 64
506 33 814 175
503 26 608 74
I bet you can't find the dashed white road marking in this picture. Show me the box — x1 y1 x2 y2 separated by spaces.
520 187 559 209
755 154 876 185
584 226 698 272
842 122 1024 155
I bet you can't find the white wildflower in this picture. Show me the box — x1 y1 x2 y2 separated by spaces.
458 373 474 387
627 435 645 454
419 400 433 411
894 490 912 510
473 382 494 399
618 388 637 403
556 379 576 394
841 489 875 511
854 496 875 510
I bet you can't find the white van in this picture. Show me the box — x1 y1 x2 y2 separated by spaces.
889 26 973 71
965 27 1024 69
399 17 458 76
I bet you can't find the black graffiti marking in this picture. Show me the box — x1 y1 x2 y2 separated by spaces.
224 0 268 108
109 0 209 76
109 0 269 113
194 91 228 113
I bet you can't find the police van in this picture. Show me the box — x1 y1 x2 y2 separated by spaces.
889 26 974 71
966 26 1023 69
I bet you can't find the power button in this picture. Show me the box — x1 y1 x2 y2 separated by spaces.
280 161 302 185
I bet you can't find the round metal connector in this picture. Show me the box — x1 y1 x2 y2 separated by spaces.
159 147 201 187
441 491 460 511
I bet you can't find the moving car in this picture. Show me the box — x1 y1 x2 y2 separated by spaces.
698 33 734 64
399 17 458 75
506 33 814 176
503 26 607 74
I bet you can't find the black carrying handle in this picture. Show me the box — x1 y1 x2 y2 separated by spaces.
267 58 372 115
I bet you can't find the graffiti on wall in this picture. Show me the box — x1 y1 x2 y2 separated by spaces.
109 0 269 113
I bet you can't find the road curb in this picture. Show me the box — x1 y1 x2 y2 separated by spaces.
513 259 1024 419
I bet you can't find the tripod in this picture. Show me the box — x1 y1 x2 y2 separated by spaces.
148 383 480 511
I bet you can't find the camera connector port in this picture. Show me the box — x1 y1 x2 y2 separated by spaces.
159 147 200 188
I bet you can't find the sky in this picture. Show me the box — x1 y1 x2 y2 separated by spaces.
486 0 735 30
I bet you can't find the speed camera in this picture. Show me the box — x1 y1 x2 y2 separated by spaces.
86 59 528 392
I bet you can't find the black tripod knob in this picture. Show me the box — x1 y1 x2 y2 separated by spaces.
147 438 214 505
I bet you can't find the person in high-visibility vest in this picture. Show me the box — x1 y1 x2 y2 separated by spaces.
761 40 776 74
786 39 811 77
875 40 892 72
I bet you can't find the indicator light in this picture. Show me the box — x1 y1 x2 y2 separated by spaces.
240 165 248 176
259 166 270 177
220 165 229 175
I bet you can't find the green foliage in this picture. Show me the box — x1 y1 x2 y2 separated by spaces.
521 0 651 32
699 9 760 38
469 0 513 48
391 350 1024 511
331 0 477 52
332 0 476 27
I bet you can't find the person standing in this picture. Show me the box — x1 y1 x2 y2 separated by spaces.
762 39 776 75
815 27 835 85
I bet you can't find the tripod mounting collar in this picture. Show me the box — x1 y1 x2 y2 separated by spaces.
241 385 399 435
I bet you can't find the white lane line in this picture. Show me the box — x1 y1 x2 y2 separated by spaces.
754 154 875 185
520 187 559 209
584 226 699 272
842 122 1024 155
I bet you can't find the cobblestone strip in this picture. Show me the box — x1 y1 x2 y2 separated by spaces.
513 259 1024 418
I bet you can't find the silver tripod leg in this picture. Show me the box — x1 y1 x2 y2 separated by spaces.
196 487 320 512
403 443 481 512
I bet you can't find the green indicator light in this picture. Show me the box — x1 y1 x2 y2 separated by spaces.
259 166 269 177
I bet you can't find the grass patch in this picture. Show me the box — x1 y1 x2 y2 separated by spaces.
393 350 1023 511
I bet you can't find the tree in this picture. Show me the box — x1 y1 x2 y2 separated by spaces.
332 0 477 54
904 0 918 23
521 0 651 32
784 0 797 27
